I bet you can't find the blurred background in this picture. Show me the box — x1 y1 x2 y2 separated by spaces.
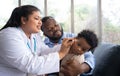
0 0 120 44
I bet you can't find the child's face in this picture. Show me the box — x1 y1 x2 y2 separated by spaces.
70 37 91 55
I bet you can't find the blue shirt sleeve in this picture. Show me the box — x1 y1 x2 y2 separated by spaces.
81 51 95 75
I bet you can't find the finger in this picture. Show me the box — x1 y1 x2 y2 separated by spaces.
66 58 74 64
60 67 74 76
60 67 71 76
63 38 74 45
61 64 68 69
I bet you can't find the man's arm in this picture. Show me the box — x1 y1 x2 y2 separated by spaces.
78 62 91 74
60 59 90 76
60 51 94 76
83 51 95 75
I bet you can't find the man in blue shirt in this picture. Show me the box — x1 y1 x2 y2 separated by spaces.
41 16 98 76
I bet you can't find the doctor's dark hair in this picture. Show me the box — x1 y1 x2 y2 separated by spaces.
77 30 98 51
1 5 40 30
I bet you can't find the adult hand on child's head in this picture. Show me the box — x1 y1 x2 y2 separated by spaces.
60 59 81 76
59 38 74 59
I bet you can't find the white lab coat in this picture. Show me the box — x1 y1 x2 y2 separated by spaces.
0 27 61 76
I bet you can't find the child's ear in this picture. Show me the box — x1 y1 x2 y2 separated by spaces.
21 17 27 25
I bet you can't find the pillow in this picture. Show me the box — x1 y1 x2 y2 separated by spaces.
93 43 120 76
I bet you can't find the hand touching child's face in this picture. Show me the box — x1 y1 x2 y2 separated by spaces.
69 37 91 55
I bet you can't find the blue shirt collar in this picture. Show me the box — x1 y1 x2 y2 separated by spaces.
44 33 65 48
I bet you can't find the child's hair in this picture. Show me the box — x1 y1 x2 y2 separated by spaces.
77 29 98 50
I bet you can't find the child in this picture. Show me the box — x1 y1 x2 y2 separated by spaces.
59 30 98 76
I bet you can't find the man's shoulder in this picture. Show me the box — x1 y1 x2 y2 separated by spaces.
63 32 76 38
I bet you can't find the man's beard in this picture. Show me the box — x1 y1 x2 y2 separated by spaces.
47 29 63 43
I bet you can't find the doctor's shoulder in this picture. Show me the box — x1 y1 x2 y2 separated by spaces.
0 27 24 39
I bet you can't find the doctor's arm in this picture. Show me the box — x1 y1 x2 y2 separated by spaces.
0 33 73 75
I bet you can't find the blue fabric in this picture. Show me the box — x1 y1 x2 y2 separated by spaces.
93 43 120 76
44 32 95 76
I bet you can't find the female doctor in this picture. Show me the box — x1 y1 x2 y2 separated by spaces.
0 5 74 76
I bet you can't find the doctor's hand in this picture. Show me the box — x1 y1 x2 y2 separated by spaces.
59 38 74 60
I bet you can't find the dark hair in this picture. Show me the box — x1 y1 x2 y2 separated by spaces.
41 16 54 31
77 29 98 50
42 16 54 23
1 5 40 30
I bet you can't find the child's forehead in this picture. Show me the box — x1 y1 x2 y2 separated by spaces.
75 37 87 44
74 37 82 41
